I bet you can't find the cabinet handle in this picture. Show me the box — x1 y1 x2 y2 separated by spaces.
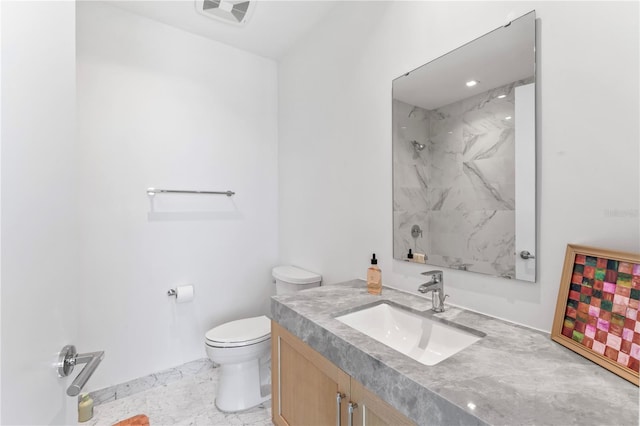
348 402 358 426
336 393 345 426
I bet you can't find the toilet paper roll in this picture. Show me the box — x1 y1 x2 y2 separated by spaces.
175 285 194 303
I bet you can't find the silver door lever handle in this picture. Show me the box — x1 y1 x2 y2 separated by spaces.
57 345 105 396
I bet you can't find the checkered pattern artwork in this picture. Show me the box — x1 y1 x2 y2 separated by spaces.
561 255 640 373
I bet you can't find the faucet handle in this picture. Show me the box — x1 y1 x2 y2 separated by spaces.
421 270 443 278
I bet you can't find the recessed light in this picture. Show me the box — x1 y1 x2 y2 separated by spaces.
497 94 506 99
505 116 512 120
467 402 476 410
465 80 478 87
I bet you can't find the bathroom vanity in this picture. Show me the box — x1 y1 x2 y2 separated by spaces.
270 281 638 425
271 321 414 425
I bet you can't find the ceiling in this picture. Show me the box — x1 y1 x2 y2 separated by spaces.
393 11 535 110
108 0 339 60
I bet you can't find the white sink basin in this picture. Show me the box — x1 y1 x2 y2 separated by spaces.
335 302 484 366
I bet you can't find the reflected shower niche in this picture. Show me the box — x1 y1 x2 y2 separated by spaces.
392 11 536 282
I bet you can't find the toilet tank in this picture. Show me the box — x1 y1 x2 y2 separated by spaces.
272 265 322 295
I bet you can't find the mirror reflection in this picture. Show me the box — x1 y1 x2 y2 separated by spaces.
392 11 536 281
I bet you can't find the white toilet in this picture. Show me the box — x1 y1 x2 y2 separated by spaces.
205 265 322 412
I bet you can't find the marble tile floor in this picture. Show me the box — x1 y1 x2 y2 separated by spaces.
83 365 272 426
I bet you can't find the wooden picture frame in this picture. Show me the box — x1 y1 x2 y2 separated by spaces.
552 244 640 385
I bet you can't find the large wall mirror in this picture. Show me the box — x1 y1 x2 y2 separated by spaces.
392 11 536 282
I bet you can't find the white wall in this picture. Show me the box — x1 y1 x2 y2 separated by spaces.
1 1 79 424
278 1 640 331
76 2 278 390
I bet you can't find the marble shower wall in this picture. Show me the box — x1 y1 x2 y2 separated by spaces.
393 80 530 278
393 100 431 258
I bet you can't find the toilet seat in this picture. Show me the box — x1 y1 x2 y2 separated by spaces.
205 315 270 348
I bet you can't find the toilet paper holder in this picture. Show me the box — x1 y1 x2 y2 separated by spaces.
167 285 194 302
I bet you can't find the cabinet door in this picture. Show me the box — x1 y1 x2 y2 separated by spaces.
350 378 416 426
272 321 350 426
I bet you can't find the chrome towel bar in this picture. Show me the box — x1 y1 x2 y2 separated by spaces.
147 188 235 197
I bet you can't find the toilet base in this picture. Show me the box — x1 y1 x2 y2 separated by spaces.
215 392 271 414
213 353 271 413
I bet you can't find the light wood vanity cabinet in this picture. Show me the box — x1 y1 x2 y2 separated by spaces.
349 379 416 426
271 321 415 426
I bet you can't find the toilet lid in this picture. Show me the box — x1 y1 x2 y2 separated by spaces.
205 315 270 347
272 265 322 284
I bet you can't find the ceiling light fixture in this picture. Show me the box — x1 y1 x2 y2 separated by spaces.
195 0 255 26
497 94 507 99
465 80 479 87
505 116 512 120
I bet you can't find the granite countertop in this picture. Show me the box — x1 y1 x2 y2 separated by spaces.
271 280 639 426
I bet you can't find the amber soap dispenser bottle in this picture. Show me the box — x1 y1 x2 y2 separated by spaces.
367 253 382 295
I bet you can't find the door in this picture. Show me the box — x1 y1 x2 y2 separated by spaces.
1 1 80 424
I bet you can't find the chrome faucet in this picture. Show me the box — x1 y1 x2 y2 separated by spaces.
418 270 448 313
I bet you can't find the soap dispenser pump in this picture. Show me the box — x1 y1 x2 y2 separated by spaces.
367 253 382 295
